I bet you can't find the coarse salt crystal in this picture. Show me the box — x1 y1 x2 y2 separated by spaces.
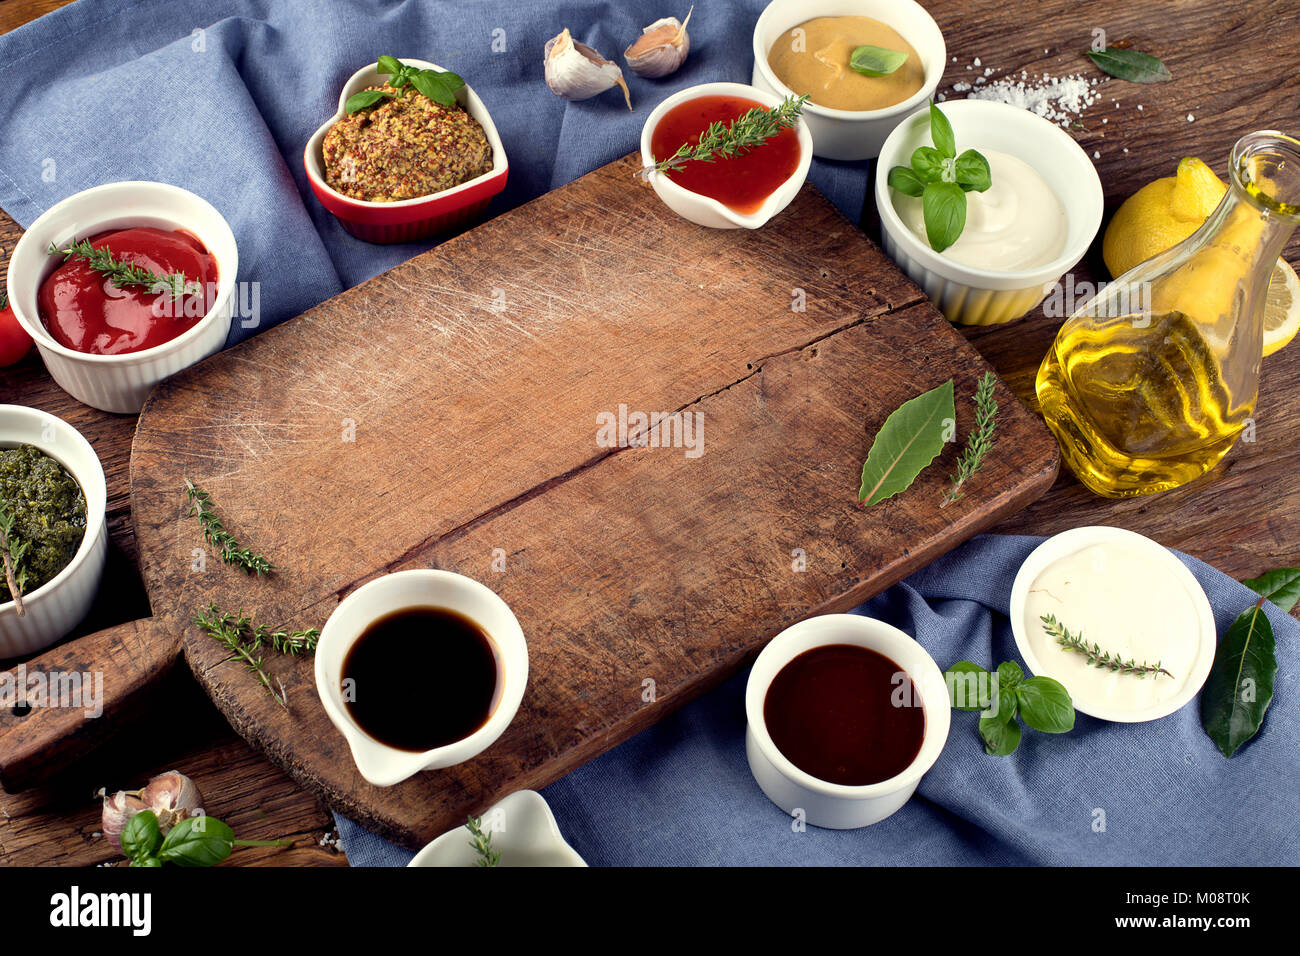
964 71 1100 128
1137 104 1143 111
973 57 982 67
1093 150 1100 159
1187 114 1195 122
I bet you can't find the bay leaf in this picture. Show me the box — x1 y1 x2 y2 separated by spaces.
1242 567 1300 613
1085 47 1172 83
1200 602 1277 758
858 379 955 505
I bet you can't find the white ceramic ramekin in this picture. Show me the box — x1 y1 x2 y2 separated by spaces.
745 614 950 829
407 790 586 867
7 181 238 414
1009 526 1216 723
0 405 107 658
875 99 1104 326
303 58 509 244
315 569 528 787
751 0 946 161
639 81 813 230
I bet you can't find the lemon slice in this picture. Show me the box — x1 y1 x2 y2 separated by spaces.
1263 259 1300 357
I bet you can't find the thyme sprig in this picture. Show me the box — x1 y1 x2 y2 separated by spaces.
185 479 276 576
638 94 809 180
941 371 998 508
193 603 320 709
465 815 500 867
48 238 191 300
1041 613 1173 679
0 502 31 615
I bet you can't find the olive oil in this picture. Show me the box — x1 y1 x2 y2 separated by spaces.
1036 311 1250 497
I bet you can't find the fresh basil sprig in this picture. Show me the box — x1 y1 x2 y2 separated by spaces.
888 103 992 253
945 659 1074 756
345 56 465 114
119 809 288 867
850 45 908 77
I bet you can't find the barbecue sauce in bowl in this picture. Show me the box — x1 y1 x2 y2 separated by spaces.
341 606 499 752
763 644 925 786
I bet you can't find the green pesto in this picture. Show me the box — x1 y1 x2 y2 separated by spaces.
0 444 86 603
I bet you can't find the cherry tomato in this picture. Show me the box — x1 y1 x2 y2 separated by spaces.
0 292 34 366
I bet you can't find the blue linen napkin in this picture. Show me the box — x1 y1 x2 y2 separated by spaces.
0 0 870 348
336 533 1300 867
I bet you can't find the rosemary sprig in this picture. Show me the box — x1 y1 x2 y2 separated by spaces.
193 603 320 708
638 94 810 180
1041 613 1173 679
465 816 500 867
0 502 31 615
185 479 276 576
941 371 998 508
48 238 190 300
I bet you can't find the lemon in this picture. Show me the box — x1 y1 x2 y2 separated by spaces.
1264 259 1300 357
1103 158 1227 278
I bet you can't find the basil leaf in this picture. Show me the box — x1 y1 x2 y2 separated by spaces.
922 181 967 253
1015 676 1075 734
157 816 235 867
1085 47 1171 84
376 56 405 77
979 714 1021 756
954 149 991 192
410 70 465 107
945 661 991 711
996 660 1024 692
121 810 162 865
849 44 908 77
991 679 1018 724
131 857 163 867
888 165 925 197
345 89 391 114
928 101 956 158
1200 603 1277 757
910 146 946 183
858 379 956 505
1242 568 1300 613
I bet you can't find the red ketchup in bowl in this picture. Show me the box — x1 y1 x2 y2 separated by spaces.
38 227 218 356
650 95 801 215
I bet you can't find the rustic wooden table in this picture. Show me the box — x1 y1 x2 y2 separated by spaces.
2 0 1297 866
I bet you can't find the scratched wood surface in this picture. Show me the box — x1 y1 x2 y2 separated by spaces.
3 0 1300 864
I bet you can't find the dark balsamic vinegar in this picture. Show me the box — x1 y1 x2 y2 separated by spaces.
341 606 499 752
763 644 925 786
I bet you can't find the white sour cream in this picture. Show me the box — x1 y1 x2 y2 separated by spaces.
894 148 1067 271
1022 542 1200 715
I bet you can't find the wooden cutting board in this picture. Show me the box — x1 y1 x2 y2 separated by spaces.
1 154 1058 846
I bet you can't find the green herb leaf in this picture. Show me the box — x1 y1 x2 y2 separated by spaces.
910 145 947 183
410 69 464 107
954 149 992 192
996 660 1024 692
922 181 967 252
121 810 162 865
849 45 908 77
345 89 392 114
1200 602 1277 758
1015 676 1075 733
376 55 405 76
979 713 1021 756
1242 568 1300 613
991 678 1018 724
1085 47 1171 83
887 165 925 197
944 661 992 711
928 101 956 158
157 816 235 867
857 379 956 505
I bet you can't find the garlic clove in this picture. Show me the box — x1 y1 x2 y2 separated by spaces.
142 770 203 833
100 789 148 849
624 7 693 79
545 28 632 110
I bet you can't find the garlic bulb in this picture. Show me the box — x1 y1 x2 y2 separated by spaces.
545 28 632 110
624 8 693 79
100 770 204 847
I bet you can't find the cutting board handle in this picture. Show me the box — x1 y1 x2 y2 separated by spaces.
0 618 181 791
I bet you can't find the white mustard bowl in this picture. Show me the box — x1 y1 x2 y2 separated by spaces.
639 81 812 230
745 613 950 829
7 181 238 414
0 405 107 658
408 790 586 867
1009 526 1216 723
875 99 1103 326
750 0 946 161
315 569 528 787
